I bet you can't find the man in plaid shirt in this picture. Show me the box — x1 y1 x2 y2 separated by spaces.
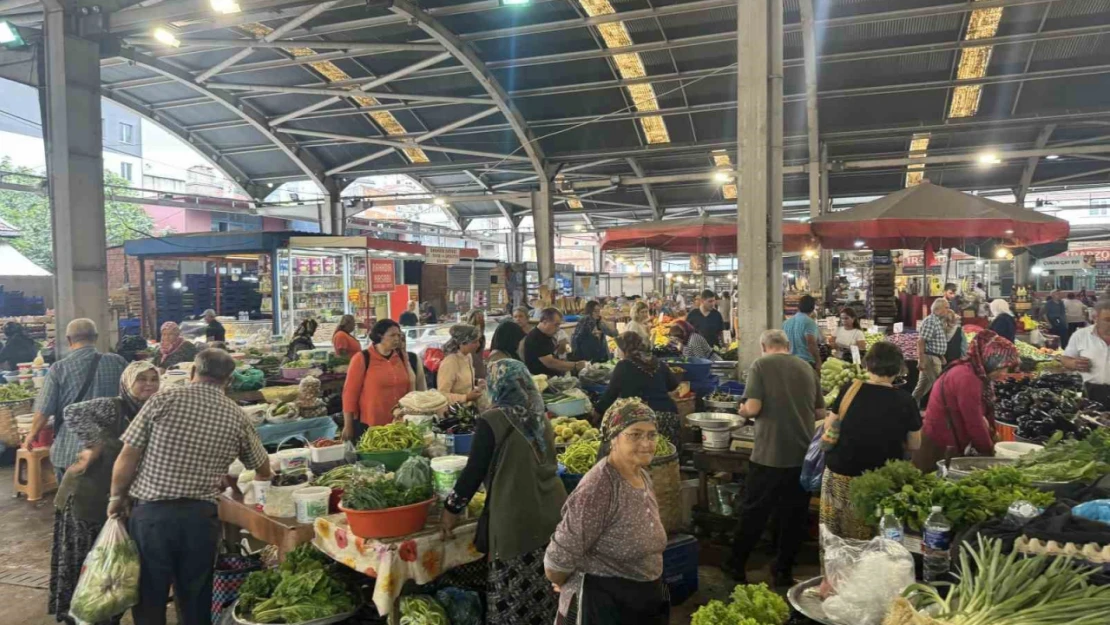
913 298 952 405
110 349 271 625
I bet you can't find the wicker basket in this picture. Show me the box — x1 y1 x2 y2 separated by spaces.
649 444 683 533
0 398 33 447
672 394 695 419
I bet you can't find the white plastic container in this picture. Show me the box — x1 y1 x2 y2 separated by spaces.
995 441 1043 459
264 482 308 518
308 443 345 463
276 448 309 472
431 455 468 500
252 480 271 509
293 486 331 524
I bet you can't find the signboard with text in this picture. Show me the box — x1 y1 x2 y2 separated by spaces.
426 247 461 266
370 260 395 292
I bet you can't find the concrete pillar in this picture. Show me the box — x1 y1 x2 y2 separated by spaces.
42 7 109 352
651 249 663 295
507 219 523 263
800 0 822 291
1014 253 1031 287
735 0 772 367
532 180 555 289
768 0 785 325
328 188 344 235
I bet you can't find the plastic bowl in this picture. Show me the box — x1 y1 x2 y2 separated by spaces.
340 498 434 539
546 397 590 417
995 441 1043 459
357 447 423 471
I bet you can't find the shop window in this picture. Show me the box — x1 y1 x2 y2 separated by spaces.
119 122 134 144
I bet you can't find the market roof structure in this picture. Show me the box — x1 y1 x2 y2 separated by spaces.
4 0 1110 231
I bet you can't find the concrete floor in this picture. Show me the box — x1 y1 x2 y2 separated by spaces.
0 465 816 625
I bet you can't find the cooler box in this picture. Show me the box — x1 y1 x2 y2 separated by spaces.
662 534 699 605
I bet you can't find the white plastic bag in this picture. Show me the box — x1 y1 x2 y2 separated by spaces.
820 525 915 625
69 517 141 624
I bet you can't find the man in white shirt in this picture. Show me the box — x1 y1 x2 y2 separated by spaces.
1061 299 1110 406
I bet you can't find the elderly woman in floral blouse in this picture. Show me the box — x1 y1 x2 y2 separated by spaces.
545 399 669 625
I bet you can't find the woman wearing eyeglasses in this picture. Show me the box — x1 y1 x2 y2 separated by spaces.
544 399 669 625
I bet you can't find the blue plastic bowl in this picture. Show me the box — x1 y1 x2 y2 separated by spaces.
678 358 713 381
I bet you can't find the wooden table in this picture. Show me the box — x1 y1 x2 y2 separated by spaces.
217 495 315 561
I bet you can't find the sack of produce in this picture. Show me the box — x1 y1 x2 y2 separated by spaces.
821 527 915 625
398 595 448 625
231 368 265 392
69 517 141 624
398 390 449 416
395 455 433 491
434 587 482 625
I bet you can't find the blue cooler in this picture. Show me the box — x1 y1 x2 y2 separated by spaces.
663 534 699 605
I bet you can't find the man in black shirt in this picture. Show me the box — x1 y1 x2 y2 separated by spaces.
203 310 226 343
523 308 587 377
685 289 725 348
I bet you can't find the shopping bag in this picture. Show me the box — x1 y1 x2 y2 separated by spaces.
800 423 827 493
211 553 263 623
68 517 141 624
423 347 445 373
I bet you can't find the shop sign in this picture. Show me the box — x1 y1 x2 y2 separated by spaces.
426 246 461 266
1039 256 1091 271
841 252 873 265
370 259 395 292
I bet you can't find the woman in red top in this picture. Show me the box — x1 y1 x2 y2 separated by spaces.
341 319 415 440
332 314 361 358
912 330 1019 471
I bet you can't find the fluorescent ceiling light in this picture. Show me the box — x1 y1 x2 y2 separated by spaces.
1045 154 1060 160
152 27 181 48
713 171 732 183
502 0 530 4
210 0 240 14
977 152 1001 165
853 240 865 248
0 21 23 47
433 197 446 206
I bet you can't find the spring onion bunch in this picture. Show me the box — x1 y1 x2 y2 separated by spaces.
903 536 1110 625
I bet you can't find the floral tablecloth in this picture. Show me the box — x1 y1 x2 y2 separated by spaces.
312 513 482 615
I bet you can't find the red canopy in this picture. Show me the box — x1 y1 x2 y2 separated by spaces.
809 181 1070 250
600 216 816 254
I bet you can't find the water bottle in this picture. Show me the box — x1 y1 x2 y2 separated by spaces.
879 508 904 545
922 506 953 582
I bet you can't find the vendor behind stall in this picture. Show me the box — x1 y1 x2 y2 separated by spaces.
341 319 414 440
441 359 565 625
523 308 587 377
0 321 37 370
153 321 199 370
286 318 318 361
1061 299 1110 406
438 324 485 404
670 320 717 360
202 309 226 343
828 308 866 361
399 300 419 327
989 299 1017 343
572 301 617 363
625 301 651 344
332 314 361 358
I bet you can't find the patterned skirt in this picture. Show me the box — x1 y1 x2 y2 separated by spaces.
487 547 559 625
48 505 119 625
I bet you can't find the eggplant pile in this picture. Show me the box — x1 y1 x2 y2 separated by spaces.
435 402 479 435
995 374 1097 442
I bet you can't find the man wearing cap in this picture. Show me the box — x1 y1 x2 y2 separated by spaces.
203 309 226 343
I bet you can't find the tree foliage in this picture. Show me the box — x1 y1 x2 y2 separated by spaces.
0 157 157 271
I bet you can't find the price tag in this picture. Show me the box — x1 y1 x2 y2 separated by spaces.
868 325 882 335
723 330 732 344
850 345 861 365
894 322 904 334
825 317 838 331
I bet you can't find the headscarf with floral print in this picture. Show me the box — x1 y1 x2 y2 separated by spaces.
600 398 657 443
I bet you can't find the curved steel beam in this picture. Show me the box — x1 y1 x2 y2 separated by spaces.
388 0 545 179
110 45 330 196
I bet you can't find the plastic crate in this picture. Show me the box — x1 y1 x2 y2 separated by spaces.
663 534 699 605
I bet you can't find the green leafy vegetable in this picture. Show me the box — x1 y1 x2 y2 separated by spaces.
729 583 789 625
395 456 432 491
1014 429 1110 482
235 545 356 624
342 478 431 511
68 520 141 623
399 595 449 625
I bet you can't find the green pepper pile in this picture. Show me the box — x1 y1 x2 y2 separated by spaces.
356 422 424 452
0 383 35 402
558 440 600 475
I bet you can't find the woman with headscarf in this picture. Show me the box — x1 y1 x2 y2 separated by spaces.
912 330 1020 471
441 359 566 625
625 302 651 344
545 399 669 625
286 318 318 361
988 299 1017 343
668 319 717 360
572 301 617 364
464 308 488 380
489 320 527 364
438 324 485 404
49 361 160 625
152 321 198 370
0 321 38 370
332 314 361 358
596 332 680 449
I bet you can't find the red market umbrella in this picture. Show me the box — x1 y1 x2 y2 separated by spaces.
600 216 817 254
809 181 1070 250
